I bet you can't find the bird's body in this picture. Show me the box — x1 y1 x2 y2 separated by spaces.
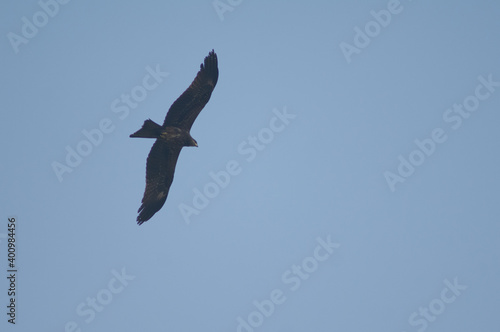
130 50 218 225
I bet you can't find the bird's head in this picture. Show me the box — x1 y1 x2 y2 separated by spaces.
187 135 198 147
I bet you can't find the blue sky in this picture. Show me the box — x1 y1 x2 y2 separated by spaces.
1 1 499 331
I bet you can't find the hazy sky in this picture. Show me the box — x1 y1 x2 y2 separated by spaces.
1 1 499 331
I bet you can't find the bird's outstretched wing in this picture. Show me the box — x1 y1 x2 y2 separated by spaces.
163 50 219 131
136 140 182 224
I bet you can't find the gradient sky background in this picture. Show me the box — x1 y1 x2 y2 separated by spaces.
1 1 499 331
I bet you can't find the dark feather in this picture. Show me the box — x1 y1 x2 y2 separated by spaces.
163 49 218 131
130 119 163 138
136 139 182 225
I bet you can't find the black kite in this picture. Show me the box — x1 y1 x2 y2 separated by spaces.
130 50 218 225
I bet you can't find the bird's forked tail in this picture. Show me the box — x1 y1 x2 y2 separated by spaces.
129 119 163 138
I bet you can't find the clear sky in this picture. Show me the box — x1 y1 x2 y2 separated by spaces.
1 1 499 331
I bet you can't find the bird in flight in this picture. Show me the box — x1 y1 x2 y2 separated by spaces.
130 50 218 225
